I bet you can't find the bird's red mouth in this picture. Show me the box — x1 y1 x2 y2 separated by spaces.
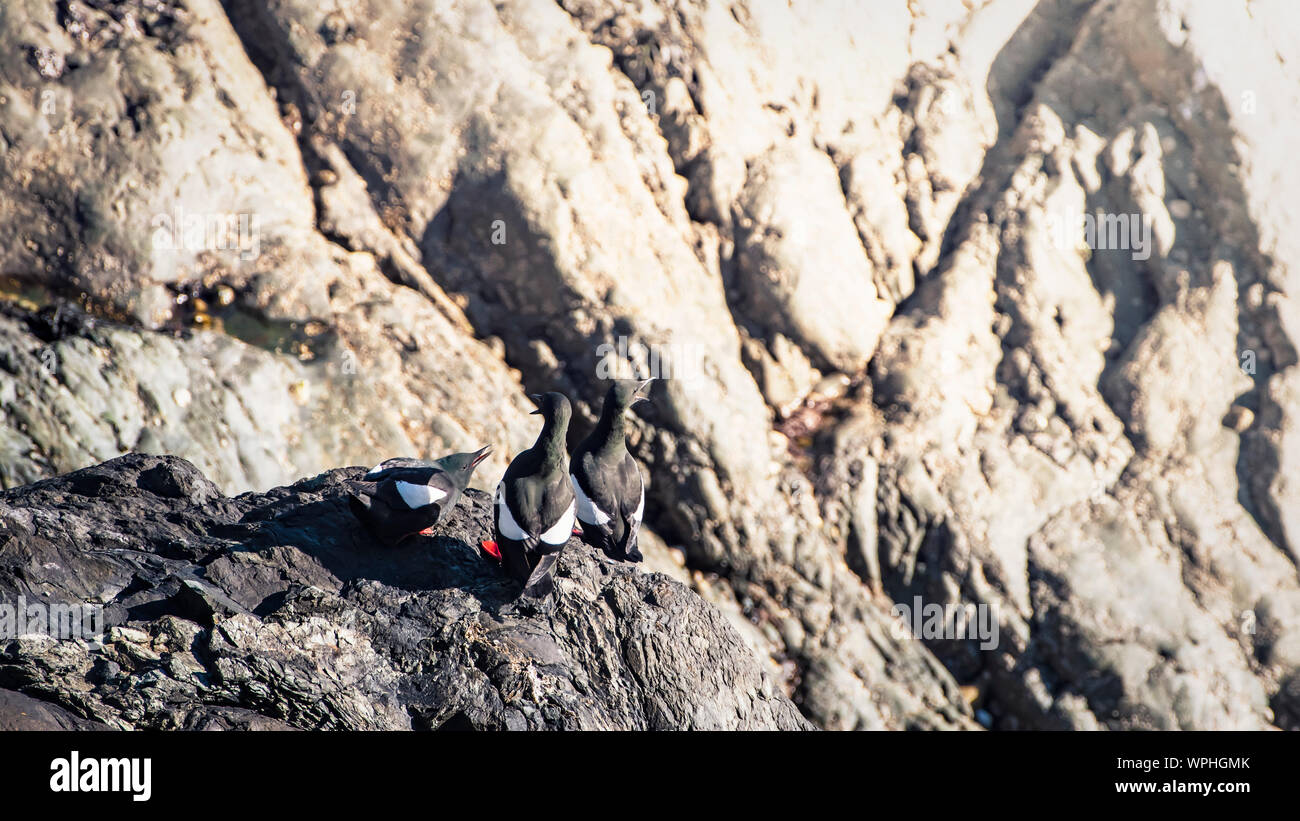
470 447 492 468
479 540 501 561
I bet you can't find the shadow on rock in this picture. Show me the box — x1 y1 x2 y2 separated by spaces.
0 454 809 730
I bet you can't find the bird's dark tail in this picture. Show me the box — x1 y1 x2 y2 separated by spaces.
615 521 643 563
623 540 643 563
521 553 561 598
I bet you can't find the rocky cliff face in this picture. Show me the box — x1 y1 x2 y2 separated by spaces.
1 0 1297 730
0 454 810 730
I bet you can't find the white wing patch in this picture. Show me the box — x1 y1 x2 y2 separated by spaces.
395 481 447 509
631 482 645 524
365 462 389 479
570 474 611 525
539 501 576 545
495 484 529 541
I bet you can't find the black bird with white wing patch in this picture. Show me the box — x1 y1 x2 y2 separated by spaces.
493 392 576 599
348 446 491 546
570 379 651 562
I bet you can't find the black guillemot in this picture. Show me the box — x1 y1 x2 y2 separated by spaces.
489 392 576 599
569 379 651 563
348 445 491 546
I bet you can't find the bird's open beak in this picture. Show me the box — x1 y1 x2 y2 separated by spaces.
529 394 543 415
634 378 654 404
470 446 492 467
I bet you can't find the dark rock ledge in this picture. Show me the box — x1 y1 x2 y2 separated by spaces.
0 454 810 731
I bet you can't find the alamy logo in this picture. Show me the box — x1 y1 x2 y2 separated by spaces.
50 752 152 802
1044 208 1153 261
890 596 1000 650
595 335 705 384
150 205 261 261
0 596 103 642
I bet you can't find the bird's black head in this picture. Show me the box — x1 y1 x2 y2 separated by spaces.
606 378 653 411
435 445 492 477
528 392 572 426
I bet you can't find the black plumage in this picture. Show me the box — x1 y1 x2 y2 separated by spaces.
348 446 490 546
570 379 650 562
494 392 576 599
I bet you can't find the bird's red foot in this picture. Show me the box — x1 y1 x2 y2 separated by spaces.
572 525 583 535
480 540 501 561
419 527 436 536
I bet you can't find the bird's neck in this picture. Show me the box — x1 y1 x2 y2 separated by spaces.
591 403 627 456
535 417 569 474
